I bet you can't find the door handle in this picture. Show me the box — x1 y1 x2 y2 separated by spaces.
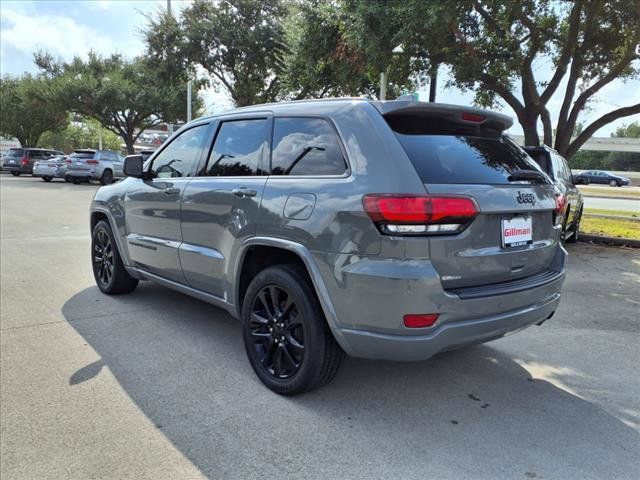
231 187 258 198
164 187 180 195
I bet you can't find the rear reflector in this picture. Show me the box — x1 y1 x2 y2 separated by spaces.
403 314 439 328
363 194 478 235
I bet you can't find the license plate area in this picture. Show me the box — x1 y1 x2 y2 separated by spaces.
501 216 532 248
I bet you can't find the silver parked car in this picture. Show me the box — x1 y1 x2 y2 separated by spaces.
65 149 124 185
33 155 68 182
90 99 567 395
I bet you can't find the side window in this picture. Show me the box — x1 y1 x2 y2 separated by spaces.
203 119 269 176
103 152 117 162
150 124 210 178
271 117 347 176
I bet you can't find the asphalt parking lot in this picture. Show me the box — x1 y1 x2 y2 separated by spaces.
1 173 639 480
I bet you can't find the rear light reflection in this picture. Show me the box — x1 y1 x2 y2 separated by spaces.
404 314 439 328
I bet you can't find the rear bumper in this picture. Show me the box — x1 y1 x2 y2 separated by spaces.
338 291 560 361
3 164 31 173
317 245 567 361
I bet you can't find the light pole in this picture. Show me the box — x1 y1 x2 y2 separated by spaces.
187 80 192 122
379 45 404 101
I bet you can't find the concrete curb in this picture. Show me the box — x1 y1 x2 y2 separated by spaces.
579 233 640 248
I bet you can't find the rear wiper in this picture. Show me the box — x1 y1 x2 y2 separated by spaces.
507 169 549 184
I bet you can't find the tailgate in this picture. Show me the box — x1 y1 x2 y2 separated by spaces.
426 183 558 289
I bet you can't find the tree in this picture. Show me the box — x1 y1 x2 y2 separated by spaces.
39 117 122 153
340 0 431 99
611 121 640 139
35 52 195 153
0 74 68 147
280 0 376 99
146 0 287 107
426 0 640 158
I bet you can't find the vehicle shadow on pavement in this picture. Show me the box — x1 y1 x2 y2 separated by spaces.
62 284 639 480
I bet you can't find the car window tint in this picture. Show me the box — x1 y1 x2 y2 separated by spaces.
204 119 269 176
271 118 347 176
151 124 210 178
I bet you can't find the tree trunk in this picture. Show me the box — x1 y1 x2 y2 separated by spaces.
123 135 136 154
519 113 540 146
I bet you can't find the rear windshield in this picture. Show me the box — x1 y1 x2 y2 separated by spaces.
389 118 541 184
6 149 24 157
69 152 95 159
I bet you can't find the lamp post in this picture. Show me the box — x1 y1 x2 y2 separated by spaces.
379 45 404 101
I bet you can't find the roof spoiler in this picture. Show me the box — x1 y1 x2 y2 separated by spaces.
371 101 513 132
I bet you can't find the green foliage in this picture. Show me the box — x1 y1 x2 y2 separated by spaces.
612 121 640 139
280 0 375 99
35 51 197 152
146 0 287 107
0 74 68 147
39 117 122 153
569 149 640 171
419 0 640 158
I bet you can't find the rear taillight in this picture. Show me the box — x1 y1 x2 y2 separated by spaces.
362 194 479 235
86 159 99 164
554 193 567 226
20 157 29 165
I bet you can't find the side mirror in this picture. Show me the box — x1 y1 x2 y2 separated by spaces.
123 154 144 178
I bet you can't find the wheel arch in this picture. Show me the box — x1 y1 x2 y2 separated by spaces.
90 207 134 270
233 237 350 353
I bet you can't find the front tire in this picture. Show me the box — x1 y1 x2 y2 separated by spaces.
10 171 20 176
42 176 53 182
91 220 138 294
100 169 113 185
609 180 617 187
241 265 343 395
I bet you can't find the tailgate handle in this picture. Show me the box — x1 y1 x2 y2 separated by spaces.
232 187 257 198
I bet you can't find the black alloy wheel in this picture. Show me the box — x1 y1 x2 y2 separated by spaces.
93 227 114 288
242 265 344 395
249 284 305 379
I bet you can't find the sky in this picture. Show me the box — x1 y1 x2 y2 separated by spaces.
1 0 639 138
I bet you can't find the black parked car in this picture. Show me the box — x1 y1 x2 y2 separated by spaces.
524 145 584 243
574 170 630 187
2 148 64 175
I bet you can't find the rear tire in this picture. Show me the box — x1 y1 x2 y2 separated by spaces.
91 220 138 295
42 176 53 182
566 207 582 244
100 169 113 185
241 265 344 395
10 172 20 176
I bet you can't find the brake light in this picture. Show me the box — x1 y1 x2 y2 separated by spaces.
20 157 29 165
461 112 486 123
86 159 99 164
404 314 439 328
554 193 567 226
362 194 478 235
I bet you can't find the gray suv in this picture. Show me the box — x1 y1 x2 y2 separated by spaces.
89 99 567 395
66 149 124 184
